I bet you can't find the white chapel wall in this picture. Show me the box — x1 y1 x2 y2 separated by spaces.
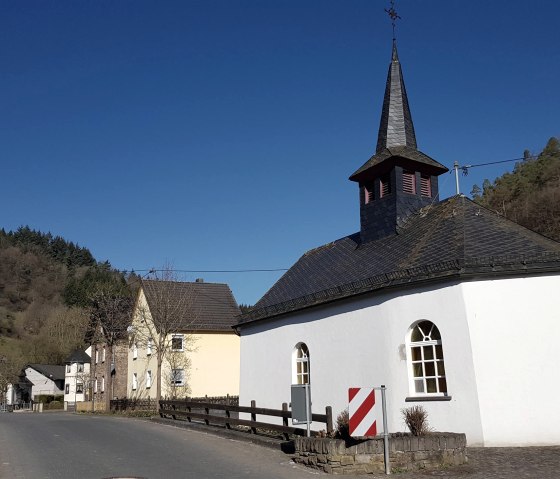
463 274 560 446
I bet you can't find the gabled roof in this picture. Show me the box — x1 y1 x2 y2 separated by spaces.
64 349 91 364
141 280 240 332
239 196 560 325
27 364 66 382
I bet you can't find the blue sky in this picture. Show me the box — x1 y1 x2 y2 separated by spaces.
2 1 559 305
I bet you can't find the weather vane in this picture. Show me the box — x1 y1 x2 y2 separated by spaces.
385 0 401 41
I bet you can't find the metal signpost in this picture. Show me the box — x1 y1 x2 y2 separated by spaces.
291 384 312 437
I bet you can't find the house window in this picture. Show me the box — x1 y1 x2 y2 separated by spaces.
76 383 84 394
171 335 184 352
171 369 185 386
379 175 391 198
133 343 138 360
66 364 71 373
102 346 106 363
147 338 153 356
94 378 98 393
65 384 70 394
292 343 310 385
132 373 137 390
420 175 432 197
407 321 447 395
146 370 152 389
95 349 99 364
101 376 105 393
77 363 84 373
403 170 416 194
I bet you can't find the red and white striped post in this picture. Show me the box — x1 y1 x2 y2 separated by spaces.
348 385 390 475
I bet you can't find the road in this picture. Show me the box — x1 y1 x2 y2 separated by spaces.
0 412 315 479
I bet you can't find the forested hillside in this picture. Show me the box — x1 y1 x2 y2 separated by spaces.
0 227 134 388
471 137 560 242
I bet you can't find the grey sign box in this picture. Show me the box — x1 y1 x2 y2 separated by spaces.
291 384 311 424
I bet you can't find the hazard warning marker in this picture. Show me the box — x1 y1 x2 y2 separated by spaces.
348 387 378 437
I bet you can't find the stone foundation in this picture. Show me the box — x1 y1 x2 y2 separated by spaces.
293 433 467 474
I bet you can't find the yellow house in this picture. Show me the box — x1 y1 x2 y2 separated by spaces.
127 279 240 400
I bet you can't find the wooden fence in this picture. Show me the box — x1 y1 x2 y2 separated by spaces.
159 399 333 439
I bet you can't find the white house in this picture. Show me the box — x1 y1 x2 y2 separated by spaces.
236 40 560 447
20 364 65 401
63 348 92 410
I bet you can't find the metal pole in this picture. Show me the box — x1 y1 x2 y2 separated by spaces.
305 384 311 437
381 385 391 475
454 161 460 195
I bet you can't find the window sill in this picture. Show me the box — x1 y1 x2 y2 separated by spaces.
405 395 452 402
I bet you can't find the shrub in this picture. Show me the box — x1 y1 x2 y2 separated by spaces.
401 405 430 436
335 408 350 439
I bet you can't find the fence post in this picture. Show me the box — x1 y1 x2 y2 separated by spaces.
282 402 290 440
204 406 210 425
225 406 231 429
326 406 333 435
250 400 257 434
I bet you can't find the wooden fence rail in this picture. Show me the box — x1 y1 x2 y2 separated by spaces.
159 399 333 439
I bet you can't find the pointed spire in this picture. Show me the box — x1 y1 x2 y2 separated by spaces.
375 40 417 153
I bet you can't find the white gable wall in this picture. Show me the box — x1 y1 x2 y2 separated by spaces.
463 274 560 446
240 281 485 444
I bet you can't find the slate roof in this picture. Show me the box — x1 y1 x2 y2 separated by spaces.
27 364 66 382
239 196 560 325
142 280 240 332
64 349 91 364
350 145 448 182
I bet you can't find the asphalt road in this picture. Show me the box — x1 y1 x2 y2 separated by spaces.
0 412 315 479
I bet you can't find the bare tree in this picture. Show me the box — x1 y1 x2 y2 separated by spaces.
90 292 133 411
132 268 198 404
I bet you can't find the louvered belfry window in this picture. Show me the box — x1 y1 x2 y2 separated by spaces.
403 170 416 194
379 175 391 198
364 184 374 204
420 175 432 197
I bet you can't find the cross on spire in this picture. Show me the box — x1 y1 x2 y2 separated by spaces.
384 0 401 41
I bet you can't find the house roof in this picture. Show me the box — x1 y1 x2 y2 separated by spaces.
238 195 560 325
141 280 240 332
64 349 91 364
27 364 66 382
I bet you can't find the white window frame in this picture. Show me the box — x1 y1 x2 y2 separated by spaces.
171 335 184 352
292 343 310 385
147 338 153 356
94 378 98 393
146 370 152 389
102 346 106 363
171 368 185 386
95 349 99 364
132 373 138 390
406 320 448 397
101 376 105 393
77 363 84 373
133 342 138 360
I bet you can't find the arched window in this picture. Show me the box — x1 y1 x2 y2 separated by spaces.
292 343 310 385
407 321 447 395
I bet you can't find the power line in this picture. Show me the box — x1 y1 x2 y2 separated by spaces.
458 155 537 175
